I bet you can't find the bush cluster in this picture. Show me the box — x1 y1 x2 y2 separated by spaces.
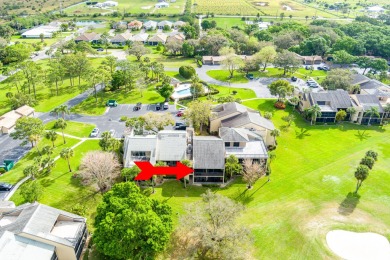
179 65 196 79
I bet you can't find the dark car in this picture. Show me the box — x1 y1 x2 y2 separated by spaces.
175 122 185 127
305 66 310 70
291 76 297 82
322 66 329 71
0 183 13 191
174 125 187 130
317 66 323 70
155 103 161 111
97 48 104 52
134 102 142 111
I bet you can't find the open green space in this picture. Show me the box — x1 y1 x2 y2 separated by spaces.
10 35 65 47
10 140 102 230
71 86 165 115
0 136 79 185
152 99 390 258
45 121 96 138
164 71 187 82
64 0 186 15
206 70 251 83
0 57 105 116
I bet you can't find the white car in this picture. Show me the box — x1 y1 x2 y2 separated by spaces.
90 128 100 137
109 129 116 137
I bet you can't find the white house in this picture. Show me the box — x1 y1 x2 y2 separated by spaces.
155 2 169 8
157 20 173 30
367 5 385 13
21 24 61 38
143 20 158 30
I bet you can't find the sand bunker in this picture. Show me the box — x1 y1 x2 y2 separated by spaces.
141 6 152 10
326 230 390 260
283 5 293 11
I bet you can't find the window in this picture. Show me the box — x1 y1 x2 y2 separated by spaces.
233 142 239 147
225 142 230 147
317 101 326 105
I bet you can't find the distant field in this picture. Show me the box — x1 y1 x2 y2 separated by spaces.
0 0 82 14
64 0 186 15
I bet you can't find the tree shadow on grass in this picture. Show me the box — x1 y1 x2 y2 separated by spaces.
338 192 360 216
355 130 371 141
295 128 311 139
233 180 268 205
280 125 290 132
40 178 55 187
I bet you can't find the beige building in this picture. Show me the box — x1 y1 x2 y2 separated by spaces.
0 105 35 134
0 202 87 260
210 102 275 146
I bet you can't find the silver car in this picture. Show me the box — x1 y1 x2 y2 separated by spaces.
90 128 100 137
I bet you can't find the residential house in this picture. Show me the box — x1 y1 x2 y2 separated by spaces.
367 5 385 13
0 202 87 260
128 20 143 30
143 20 157 30
192 136 225 183
0 105 35 134
219 127 268 163
111 21 127 30
166 33 185 44
296 55 323 65
123 130 189 167
21 24 61 38
210 102 275 146
95 1 118 7
351 74 390 106
148 33 168 45
299 90 354 123
174 21 186 29
155 2 169 8
258 22 271 30
74 32 101 44
132 33 149 43
350 94 386 125
157 20 173 30
110 32 133 45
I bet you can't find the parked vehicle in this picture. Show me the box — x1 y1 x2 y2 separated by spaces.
246 74 254 80
317 66 323 70
97 48 104 52
291 76 297 82
134 103 142 111
155 103 161 111
90 128 100 137
322 66 329 71
305 66 310 70
109 129 116 137
174 125 187 130
106 100 118 107
0 183 13 191
309 83 318 88
176 111 184 117
163 102 169 110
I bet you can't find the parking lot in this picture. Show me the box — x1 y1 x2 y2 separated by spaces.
105 103 177 120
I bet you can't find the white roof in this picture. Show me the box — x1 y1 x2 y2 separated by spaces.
156 2 169 6
21 26 59 37
132 33 149 41
144 21 157 27
158 20 173 27
367 5 385 12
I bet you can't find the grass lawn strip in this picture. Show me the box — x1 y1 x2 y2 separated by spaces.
45 121 96 138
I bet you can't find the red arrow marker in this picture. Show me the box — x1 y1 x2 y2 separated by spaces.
134 161 194 181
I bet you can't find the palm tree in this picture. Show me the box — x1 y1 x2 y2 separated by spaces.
45 130 58 147
51 107 60 119
270 129 280 146
308 105 322 125
56 118 67 144
42 145 54 159
383 104 390 121
354 165 369 194
364 107 380 125
29 134 42 155
60 148 74 172
57 105 70 119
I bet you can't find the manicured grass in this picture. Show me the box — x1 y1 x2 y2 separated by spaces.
10 35 64 46
164 71 187 82
45 121 96 138
0 57 105 115
0 136 80 185
10 140 103 230
71 86 164 115
153 99 390 258
205 84 256 100
206 70 250 83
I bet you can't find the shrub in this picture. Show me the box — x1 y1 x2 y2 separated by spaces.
235 98 242 104
0 168 6 174
365 150 378 161
360 156 375 169
179 65 196 79
201 183 220 188
274 101 286 109
142 187 153 197
120 116 128 122
268 145 276 151
232 90 238 95
264 112 273 119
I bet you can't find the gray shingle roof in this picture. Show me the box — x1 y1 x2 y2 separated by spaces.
123 135 157 166
351 74 370 85
309 90 352 111
212 102 249 118
156 131 187 161
356 94 383 112
221 111 275 130
193 136 225 169
219 127 263 142
0 203 86 247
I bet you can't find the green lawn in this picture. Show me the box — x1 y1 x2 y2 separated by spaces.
165 71 187 82
0 136 80 185
45 121 96 138
206 70 250 83
0 57 105 115
71 86 164 115
152 99 390 258
10 140 103 230
204 84 256 101
11 35 64 47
